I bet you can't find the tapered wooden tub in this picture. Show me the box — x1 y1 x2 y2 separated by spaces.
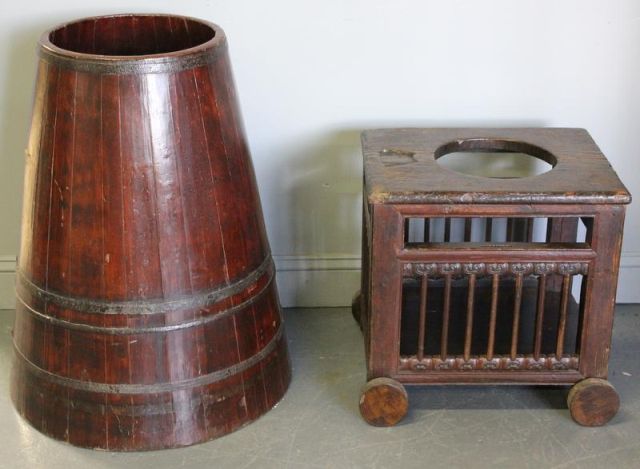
12 14 291 451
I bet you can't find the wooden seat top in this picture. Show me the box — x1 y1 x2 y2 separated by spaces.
362 128 631 205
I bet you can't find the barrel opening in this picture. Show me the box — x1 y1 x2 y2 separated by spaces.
48 15 216 56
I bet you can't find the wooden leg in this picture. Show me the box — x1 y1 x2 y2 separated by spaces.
352 290 362 329
567 378 620 426
359 377 408 426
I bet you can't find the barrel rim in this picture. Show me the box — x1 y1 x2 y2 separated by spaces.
38 13 227 74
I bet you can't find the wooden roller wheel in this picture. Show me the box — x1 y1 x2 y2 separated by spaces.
568 378 620 426
351 290 362 328
359 377 408 426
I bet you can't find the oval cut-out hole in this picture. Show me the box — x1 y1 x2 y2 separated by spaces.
434 138 556 179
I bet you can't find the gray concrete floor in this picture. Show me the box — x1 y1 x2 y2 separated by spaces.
0 305 639 469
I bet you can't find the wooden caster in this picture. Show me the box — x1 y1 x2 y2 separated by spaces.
568 378 620 426
359 377 408 426
351 290 362 328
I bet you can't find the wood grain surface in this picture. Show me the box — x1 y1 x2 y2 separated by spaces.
12 14 291 451
359 377 408 427
358 128 628 426
362 128 631 205
568 378 620 426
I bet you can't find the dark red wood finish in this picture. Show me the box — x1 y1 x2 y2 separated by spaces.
12 14 291 451
356 128 630 426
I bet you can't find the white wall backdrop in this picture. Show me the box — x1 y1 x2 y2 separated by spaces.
1 0 639 308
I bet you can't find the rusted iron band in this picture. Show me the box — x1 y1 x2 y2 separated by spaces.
16 255 272 315
38 45 224 75
16 272 274 334
18 355 283 417
13 323 284 394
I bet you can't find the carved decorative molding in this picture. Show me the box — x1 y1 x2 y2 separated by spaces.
486 263 509 275
399 355 580 372
510 262 534 275
403 262 589 277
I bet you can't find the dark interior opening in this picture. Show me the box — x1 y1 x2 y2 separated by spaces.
404 216 592 247
400 273 584 358
48 15 216 56
434 138 557 179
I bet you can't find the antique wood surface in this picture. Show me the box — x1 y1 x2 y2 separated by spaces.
362 128 631 205
368 204 404 379
351 290 362 328
358 128 629 426
12 14 291 451
577 206 626 378
568 378 620 426
359 377 408 427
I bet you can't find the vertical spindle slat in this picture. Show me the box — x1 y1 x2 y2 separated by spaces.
556 274 571 357
423 218 430 243
440 274 452 359
575 275 588 354
534 274 547 360
546 218 578 291
506 218 514 241
485 218 493 242
487 273 499 360
417 274 428 361
444 218 451 242
510 274 523 359
510 218 528 241
464 218 472 242
526 218 534 242
464 274 476 361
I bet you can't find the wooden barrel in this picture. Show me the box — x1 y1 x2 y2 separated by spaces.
11 14 291 451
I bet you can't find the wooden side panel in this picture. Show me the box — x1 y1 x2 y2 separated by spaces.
45 67 77 294
368 205 404 379
67 71 104 298
144 72 193 298
100 74 128 301
118 73 164 300
26 64 60 284
579 206 626 378
19 60 48 277
169 68 228 292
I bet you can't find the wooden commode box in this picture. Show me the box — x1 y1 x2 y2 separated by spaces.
354 128 630 427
